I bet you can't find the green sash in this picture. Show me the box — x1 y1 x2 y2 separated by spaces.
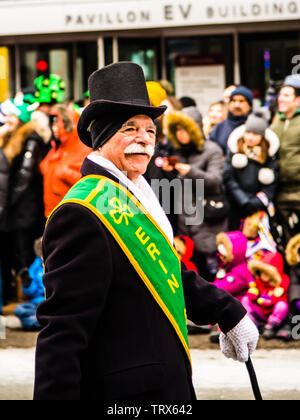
49 175 191 367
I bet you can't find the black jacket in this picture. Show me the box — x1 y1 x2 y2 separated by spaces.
6 132 48 233
0 149 10 229
34 158 246 400
224 150 278 231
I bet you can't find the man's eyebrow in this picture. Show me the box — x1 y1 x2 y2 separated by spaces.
121 121 156 129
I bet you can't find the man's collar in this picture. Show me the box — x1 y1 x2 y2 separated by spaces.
81 157 120 184
277 106 300 121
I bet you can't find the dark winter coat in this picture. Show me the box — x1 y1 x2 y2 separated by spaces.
166 107 227 255
7 131 48 232
34 158 246 401
0 149 10 226
0 117 51 232
224 124 279 230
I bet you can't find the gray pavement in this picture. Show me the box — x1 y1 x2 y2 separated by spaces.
0 316 299 400
0 347 299 400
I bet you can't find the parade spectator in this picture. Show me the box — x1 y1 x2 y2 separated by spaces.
179 97 205 139
40 104 91 217
34 62 258 400
209 86 253 155
243 251 290 339
174 235 198 273
242 211 278 260
0 103 51 304
224 109 279 231
203 100 226 138
213 231 253 302
165 106 227 280
223 85 237 105
14 238 45 331
160 95 183 136
271 74 300 244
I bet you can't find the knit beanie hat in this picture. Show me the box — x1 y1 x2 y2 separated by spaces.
230 86 253 106
283 74 300 90
245 109 270 136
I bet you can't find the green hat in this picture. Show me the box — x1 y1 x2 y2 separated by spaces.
10 102 32 124
34 74 66 104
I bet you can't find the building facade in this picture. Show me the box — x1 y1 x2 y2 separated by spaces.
0 0 300 113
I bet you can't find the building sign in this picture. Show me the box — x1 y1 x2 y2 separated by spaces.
175 57 226 115
0 0 300 36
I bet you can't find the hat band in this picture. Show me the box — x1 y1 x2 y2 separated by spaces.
90 98 151 106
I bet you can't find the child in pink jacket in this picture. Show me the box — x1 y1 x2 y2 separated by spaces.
213 231 254 301
242 251 290 339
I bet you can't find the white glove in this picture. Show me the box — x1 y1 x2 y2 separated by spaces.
219 315 259 363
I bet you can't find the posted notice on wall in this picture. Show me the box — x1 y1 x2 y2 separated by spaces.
175 64 225 116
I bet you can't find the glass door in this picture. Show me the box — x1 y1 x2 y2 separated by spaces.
239 31 300 103
118 38 161 81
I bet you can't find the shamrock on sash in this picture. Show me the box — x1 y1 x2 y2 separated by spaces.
109 197 134 226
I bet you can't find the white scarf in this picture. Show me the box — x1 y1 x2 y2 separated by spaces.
87 153 174 244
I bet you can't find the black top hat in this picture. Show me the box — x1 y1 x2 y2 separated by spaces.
78 62 167 147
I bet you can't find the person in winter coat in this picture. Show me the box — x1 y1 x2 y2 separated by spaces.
203 100 226 138
242 251 290 339
224 109 280 231
165 106 227 280
14 237 45 331
276 233 300 341
0 105 51 304
271 75 300 244
209 86 253 155
213 231 254 301
242 211 278 261
40 104 91 217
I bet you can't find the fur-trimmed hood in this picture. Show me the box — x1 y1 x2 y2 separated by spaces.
285 233 300 266
227 124 279 158
0 111 52 165
166 107 205 151
248 251 284 287
216 231 248 266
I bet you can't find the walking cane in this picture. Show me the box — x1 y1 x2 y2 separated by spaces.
245 356 263 400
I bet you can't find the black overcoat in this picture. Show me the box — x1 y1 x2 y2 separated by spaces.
34 158 246 400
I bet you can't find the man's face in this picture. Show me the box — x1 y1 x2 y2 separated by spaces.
208 103 226 125
176 125 191 145
229 95 251 117
278 86 300 117
97 114 156 182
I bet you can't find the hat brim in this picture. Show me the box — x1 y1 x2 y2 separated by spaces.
78 100 167 147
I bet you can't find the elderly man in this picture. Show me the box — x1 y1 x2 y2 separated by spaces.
34 63 258 401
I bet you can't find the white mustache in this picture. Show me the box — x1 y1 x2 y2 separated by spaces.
124 143 155 157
